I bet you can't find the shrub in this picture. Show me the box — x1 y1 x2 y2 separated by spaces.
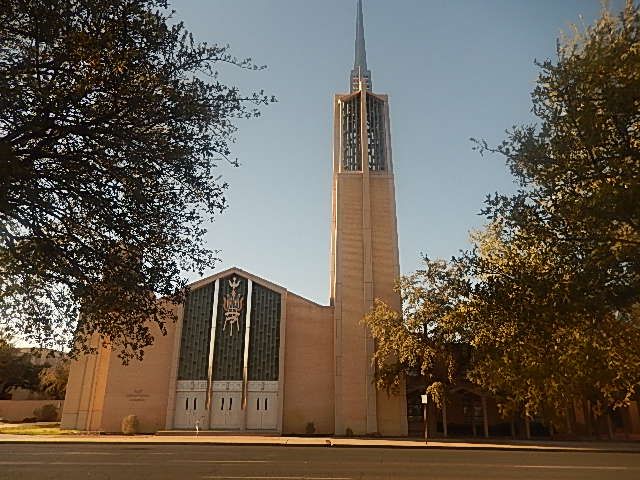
33 404 59 422
305 422 316 435
121 414 139 435
345 427 354 437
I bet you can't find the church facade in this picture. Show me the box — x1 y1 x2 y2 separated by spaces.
61 0 408 436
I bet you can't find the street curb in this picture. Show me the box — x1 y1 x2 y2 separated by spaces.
0 439 639 454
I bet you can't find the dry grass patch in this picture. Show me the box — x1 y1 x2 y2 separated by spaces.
0 423 80 435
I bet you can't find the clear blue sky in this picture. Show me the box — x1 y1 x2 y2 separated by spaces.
175 0 624 304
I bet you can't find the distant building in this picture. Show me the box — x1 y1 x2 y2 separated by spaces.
16 348 65 367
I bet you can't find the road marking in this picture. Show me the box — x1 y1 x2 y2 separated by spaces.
174 460 271 464
359 461 636 472
417 462 632 471
63 452 117 455
515 465 630 470
3 452 116 456
202 477 352 480
0 462 148 466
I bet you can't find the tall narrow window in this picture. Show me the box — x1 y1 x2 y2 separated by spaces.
257 398 260 411
193 398 197 410
341 94 362 171
248 284 282 382
229 397 233 410
212 275 248 382
177 283 216 381
221 398 225 410
185 398 189 410
264 398 268 411
366 94 386 171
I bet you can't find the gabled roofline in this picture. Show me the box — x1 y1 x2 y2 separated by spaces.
186 267 330 309
187 267 287 296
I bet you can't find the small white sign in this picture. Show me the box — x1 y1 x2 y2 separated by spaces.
421 394 428 404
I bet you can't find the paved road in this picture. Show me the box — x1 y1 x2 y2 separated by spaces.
0 444 638 480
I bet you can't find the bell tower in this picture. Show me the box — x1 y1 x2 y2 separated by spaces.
330 0 407 436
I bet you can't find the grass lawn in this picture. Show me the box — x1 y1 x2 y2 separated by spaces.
0 423 80 435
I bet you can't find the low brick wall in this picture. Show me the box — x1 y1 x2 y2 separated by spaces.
0 400 64 422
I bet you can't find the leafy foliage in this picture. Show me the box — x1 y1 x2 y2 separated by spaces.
0 0 273 361
364 258 471 395
466 0 640 419
38 357 70 400
366 1 640 425
465 228 640 421
473 0 640 318
0 332 43 399
33 403 59 422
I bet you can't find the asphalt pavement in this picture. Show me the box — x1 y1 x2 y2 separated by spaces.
0 443 639 480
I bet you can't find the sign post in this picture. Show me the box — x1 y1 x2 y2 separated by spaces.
421 393 429 445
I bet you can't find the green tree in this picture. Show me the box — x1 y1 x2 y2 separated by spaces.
0 332 43 399
464 1 640 426
0 0 272 361
474 0 640 317
466 0 640 424
366 1 640 431
463 227 640 427
38 357 70 400
364 257 471 399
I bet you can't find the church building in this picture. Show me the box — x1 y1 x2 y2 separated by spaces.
61 0 409 436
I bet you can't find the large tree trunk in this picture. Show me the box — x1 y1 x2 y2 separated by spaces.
623 407 631 440
471 407 477 437
481 395 489 438
442 400 448 438
565 403 574 435
584 400 593 437
606 413 614 440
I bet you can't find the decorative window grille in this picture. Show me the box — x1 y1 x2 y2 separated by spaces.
212 275 248 381
178 275 281 384
177 283 215 380
366 94 386 171
248 283 281 381
341 94 361 171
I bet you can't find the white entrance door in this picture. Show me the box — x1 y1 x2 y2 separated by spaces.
174 381 208 429
210 381 243 430
246 381 279 430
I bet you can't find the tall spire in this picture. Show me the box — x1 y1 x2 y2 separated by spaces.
350 0 372 92
354 0 368 73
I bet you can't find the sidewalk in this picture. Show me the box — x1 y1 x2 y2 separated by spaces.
1 431 639 453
